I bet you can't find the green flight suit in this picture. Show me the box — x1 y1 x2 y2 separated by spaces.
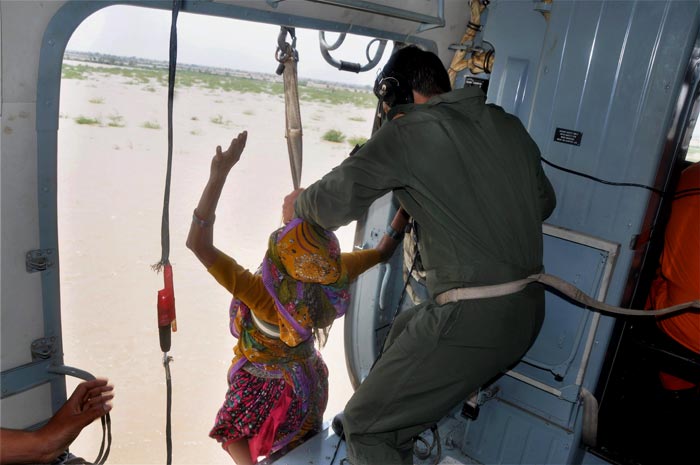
296 87 556 464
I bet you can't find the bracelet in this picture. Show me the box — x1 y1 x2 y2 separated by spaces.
192 210 215 227
386 225 404 241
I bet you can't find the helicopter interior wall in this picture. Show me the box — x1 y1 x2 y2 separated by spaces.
485 0 699 393
344 1 699 464
0 0 66 427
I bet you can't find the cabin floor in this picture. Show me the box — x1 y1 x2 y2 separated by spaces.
264 414 479 465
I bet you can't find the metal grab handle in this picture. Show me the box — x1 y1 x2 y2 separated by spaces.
319 31 346 51
319 31 387 73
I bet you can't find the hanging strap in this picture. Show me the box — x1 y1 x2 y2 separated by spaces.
435 273 700 317
152 2 182 465
276 27 303 189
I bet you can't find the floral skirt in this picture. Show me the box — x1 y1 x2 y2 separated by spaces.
209 354 329 461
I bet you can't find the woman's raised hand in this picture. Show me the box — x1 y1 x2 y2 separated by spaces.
211 131 248 180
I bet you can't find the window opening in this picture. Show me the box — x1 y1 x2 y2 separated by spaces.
58 5 388 462
688 118 700 163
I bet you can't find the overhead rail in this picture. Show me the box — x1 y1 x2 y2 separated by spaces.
268 0 445 31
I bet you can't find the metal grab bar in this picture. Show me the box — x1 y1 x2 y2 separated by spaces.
319 31 387 73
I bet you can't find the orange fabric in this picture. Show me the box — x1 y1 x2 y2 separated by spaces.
207 248 381 315
207 248 382 359
276 221 341 284
647 163 700 390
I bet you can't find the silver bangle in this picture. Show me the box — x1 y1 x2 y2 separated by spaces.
386 225 404 241
192 210 214 227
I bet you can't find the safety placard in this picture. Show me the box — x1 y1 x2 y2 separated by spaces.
554 127 582 146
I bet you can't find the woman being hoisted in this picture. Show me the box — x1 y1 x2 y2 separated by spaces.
186 131 407 464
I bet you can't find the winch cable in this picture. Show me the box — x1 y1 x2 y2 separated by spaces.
276 27 303 189
151 1 182 464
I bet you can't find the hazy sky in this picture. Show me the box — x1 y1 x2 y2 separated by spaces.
67 4 390 86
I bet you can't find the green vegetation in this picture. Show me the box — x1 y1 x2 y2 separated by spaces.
107 114 126 128
74 115 101 126
141 120 161 130
322 129 346 143
243 110 255 116
348 136 368 146
61 63 375 108
300 86 375 107
88 97 104 104
349 116 365 122
210 114 228 125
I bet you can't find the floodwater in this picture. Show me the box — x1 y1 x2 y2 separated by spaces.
58 64 374 464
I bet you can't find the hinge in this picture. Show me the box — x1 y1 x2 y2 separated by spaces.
26 248 55 273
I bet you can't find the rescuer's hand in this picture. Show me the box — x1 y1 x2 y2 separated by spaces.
282 188 305 224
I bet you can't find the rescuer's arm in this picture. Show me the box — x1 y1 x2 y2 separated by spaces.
187 131 248 268
537 161 556 221
292 125 405 229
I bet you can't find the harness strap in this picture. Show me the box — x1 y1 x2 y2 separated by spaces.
435 273 700 317
250 311 282 339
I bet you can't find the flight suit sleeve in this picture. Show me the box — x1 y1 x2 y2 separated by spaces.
537 163 557 220
295 124 406 230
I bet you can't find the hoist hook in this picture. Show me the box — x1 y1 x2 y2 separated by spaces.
276 26 298 75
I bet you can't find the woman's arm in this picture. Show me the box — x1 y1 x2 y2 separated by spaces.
376 207 410 261
342 207 411 280
186 131 248 268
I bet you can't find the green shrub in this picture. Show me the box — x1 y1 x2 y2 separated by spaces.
74 116 101 126
141 121 161 130
322 129 346 143
348 136 367 146
107 114 126 128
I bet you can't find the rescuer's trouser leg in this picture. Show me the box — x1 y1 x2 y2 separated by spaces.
342 285 545 465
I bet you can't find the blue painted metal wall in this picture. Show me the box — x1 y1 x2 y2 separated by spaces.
453 1 700 463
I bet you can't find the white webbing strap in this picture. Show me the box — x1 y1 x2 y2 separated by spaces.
250 310 282 339
435 273 700 317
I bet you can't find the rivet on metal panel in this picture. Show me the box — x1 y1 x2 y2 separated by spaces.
26 248 55 273
31 337 57 360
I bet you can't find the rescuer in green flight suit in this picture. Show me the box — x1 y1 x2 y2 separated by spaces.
283 45 556 465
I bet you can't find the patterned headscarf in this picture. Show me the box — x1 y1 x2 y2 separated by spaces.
260 218 350 346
